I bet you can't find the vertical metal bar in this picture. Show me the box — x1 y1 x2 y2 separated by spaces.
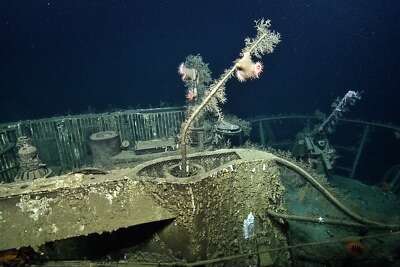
132 113 138 143
154 113 159 138
167 112 173 136
0 154 6 182
146 113 151 140
167 112 173 137
152 113 158 139
136 113 143 141
175 111 181 134
56 120 67 170
144 114 149 140
350 125 370 179
162 113 167 138
120 113 126 141
128 114 135 142
258 121 265 146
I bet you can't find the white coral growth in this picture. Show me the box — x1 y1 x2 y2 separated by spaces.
242 18 281 58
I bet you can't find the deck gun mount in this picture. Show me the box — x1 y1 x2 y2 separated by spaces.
300 132 336 173
293 90 362 174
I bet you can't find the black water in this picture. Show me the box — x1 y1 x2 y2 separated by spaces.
1 1 399 124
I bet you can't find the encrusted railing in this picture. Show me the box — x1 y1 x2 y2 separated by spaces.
251 114 400 179
0 128 19 182
0 107 185 174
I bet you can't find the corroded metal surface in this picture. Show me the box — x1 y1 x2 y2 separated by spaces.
131 149 289 264
0 169 175 251
0 149 290 265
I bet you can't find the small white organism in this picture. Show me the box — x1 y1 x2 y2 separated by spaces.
243 212 255 239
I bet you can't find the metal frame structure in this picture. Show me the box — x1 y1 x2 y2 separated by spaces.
251 115 400 180
0 107 185 180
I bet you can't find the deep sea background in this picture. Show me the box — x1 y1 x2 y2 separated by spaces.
1 0 399 123
1 0 400 182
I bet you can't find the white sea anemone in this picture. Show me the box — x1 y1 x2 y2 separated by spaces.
235 52 264 82
178 63 197 81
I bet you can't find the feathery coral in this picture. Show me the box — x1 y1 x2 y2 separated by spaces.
178 18 281 175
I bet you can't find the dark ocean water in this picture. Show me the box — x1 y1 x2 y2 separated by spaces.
1 0 399 124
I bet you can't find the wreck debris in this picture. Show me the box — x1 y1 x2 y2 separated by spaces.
14 136 52 181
